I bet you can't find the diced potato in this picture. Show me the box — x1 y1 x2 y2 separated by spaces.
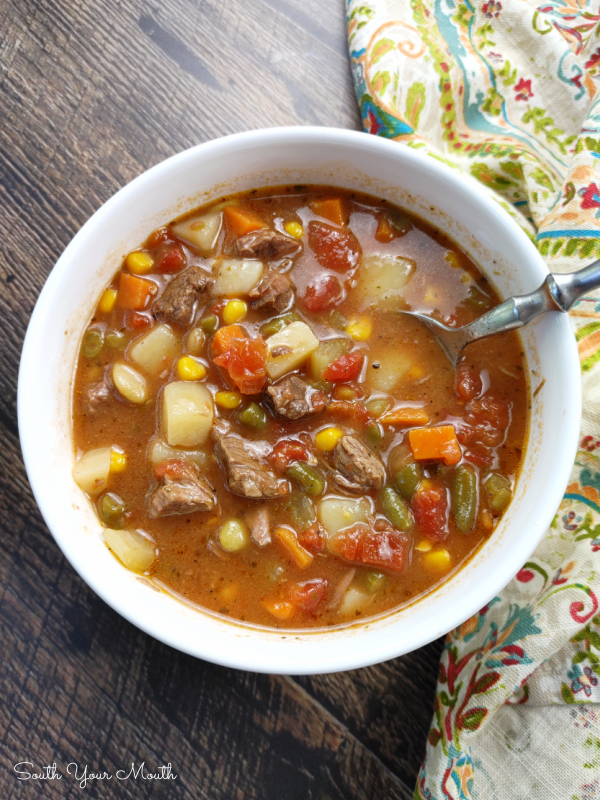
266 321 320 380
212 259 263 297
310 338 349 380
112 363 148 404
172 212 222 255
73 447 112 495
162 381 213 447
338 586 372 616
355 254 415 310
366 346 413 392
129 324 180 374
148 437 210 469
318 496 372 537
102 528 156 573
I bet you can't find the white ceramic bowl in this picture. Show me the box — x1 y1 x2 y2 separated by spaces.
18 127 581 674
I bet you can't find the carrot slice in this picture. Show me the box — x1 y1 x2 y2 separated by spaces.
408 425 462 465
375 217 395 243
261 597 296 620
379 407 430 426
210 324 247 357
118 273 157 310
310 197 346 226
223 206 266 237
273 527 314 569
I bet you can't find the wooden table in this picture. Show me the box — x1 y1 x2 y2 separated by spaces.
0 1 444 796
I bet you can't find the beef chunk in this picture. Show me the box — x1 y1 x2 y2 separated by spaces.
248 271 295 313
82 378 112 414
212 427 289 499
235 229 301 260
265 376 326 421
247 505 271 547
154 266 212 327
148 458 216 517
332 435 386 493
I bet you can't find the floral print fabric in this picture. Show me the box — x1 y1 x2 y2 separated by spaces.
346 1 600 798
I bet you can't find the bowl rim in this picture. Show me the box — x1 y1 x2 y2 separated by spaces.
18 126 582 673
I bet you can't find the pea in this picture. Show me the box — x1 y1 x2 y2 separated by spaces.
365 398 392 418
82 328 104 358
98 492 125 528
218 520 249 552
395 463 423 499
366 423 383 446
465 285 491 310
451 464 478 533
329 310 347 330
390 214 412 236
286 463 325 496
105 330 127 350
260 311 301 337
201 314 219 333
382 486 413 531
485 473 512 513
286 493 316 532
364 571 386 592
238 402 267 430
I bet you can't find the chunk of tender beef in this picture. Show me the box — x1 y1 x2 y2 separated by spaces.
332 435 386 493
82 378 112 414
148 458 216 517
247 505 271 547
212 427 289 499
265 376 326 421
154 265 212 327
248 271 295 313
236 229 301 260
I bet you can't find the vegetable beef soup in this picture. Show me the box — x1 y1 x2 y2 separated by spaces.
72 186 528 628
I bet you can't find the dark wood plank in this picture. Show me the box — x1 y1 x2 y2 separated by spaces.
0 0 441 797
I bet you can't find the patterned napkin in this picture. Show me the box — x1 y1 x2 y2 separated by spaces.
347 1 600 797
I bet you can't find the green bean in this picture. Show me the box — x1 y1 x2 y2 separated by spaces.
82 328 104 358
366 423 383 446
286 463 325 496
485 473 512 513
329 310 348 330
260 311 301 337
98 492 125 528
200 314 219 333
394 463 423 499
238 402 267 430
451 464 478 533
364 571 386 592
382 486 413 531
286 493 316 532
105 330 127 350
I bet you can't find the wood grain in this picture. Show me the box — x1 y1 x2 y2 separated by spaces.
0 0 443 797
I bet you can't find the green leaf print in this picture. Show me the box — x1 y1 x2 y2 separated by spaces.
531 167 555 191
481 87 503 117
498 60 517 87
457 707 487 731
471 671 501 695
371 38 395 65
499 160 524 181
563 181 576 205
475 22 496 49
521 108 576 155
405 82 426 130
372 70 390 96
471 162 516 191
561 683 577 703
452 3 473 28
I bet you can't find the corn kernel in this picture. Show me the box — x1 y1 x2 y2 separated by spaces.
110 450 127 473
284 221 303 239
346 317 372 341
444 251 460 268
219 582 240 603
99 288 118 314
409 365 425 379
126 251 155 275
215 391 243 409
482 509 494 530
414 539 433 552
424 548 452 572
177 356 207 381
315 426 344 452
222 300 248 325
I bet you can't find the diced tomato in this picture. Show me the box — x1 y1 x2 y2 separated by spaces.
213 335 268 394
308 221 361 273
412 479 449 541
298 523 328 553
464 395 510 448
326 400 371 424
289 578 328 612
464 446 494 467
146 226 172 249
323 352 364 382
328 523 408 573
302 275 344 312
156 243 186 274
125 311 154 329
270 440 313 474
455 365 483 401
154 459 188 480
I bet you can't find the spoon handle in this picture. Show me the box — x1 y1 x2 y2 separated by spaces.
462 259 600 347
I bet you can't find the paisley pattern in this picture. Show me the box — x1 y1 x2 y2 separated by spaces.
347 1 600 797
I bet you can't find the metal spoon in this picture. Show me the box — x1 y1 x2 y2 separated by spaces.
399 260 600 365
